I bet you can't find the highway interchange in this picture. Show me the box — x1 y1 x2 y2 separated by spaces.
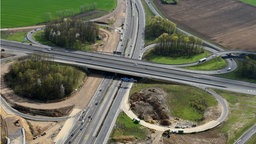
1 0 256 144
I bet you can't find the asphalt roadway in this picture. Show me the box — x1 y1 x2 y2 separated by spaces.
1 0 256 143
1 40 256 96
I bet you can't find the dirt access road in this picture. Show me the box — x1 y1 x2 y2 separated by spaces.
154 0 256 51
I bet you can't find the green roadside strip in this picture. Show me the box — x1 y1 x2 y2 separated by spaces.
214 89 256 144
143 51 210 65
186 57 227 71
110 112 149 142
1 31 28 42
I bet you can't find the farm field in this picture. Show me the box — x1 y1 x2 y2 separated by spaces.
154 0 256 51
241 0 256 6
1 0 116 28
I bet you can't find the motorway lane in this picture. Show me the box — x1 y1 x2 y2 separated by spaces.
235 124 256 144
64 77 112 143
92 0 146 143
116 0 132 53
76 80 121 144
125 0 139 58
2 40 256 95
94 82 130 144
132 0 146 59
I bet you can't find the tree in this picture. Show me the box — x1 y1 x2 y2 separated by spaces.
45 18 99 50
4 55 86 101
145 16 176 40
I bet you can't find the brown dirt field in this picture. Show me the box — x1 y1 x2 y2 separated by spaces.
154 0 256 51
0 107 33 141
163 127 227 144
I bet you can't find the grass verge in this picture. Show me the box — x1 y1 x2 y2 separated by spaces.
130 80 217 122
143 50 210 65
1 31 28 42
110 112 149 142
187 57 227 71
214 89 256 144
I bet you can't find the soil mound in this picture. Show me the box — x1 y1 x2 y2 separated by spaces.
130 88 171 126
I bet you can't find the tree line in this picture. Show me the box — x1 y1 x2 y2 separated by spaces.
237 56 256 79
4 55 86 101
145 16 203 57
145 16 176 40
44 18 99 50
153 33 203 57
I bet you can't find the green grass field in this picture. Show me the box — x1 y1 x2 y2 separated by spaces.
187 57 227 71
1 31 28 42
110 112 149 142
214 89 256 144
241 0 256 6
130 80 217 122
143 51 210 65
1 0 116 28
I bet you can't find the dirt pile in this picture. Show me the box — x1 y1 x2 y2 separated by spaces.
130 88 171 126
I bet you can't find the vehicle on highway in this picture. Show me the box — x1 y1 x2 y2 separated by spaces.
227 67 231 71
198 57 207 63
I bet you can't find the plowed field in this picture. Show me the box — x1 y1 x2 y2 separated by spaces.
154 0 256 51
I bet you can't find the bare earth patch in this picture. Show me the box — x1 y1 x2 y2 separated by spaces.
163 128 227 144
129 88 221 128
154 0 256 51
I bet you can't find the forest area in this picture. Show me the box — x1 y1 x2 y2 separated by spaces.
145 16 203 57
4 55 86 101
237 55 256 79
44 18 99 50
